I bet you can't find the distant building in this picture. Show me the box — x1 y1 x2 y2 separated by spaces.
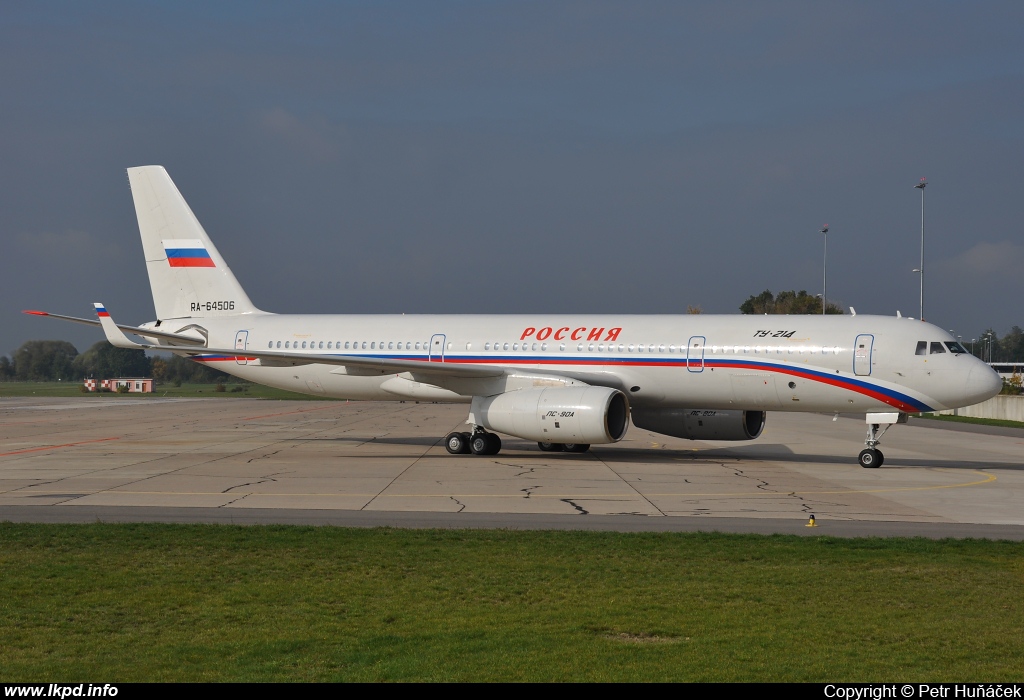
83 378 154 393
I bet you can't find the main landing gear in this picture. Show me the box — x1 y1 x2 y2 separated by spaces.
445 429 501 456
857 412 908 468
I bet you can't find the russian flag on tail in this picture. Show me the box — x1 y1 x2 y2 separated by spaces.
162 239 216 268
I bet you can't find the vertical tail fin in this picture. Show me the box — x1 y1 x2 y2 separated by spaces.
127 165 258 320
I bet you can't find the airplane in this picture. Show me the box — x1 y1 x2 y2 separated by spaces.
26 166 1003 468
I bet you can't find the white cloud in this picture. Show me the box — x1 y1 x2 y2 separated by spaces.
257 108 346 162
933 240 1024 279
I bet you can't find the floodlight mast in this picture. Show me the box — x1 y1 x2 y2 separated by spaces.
914 178 927 321
820 225 829 315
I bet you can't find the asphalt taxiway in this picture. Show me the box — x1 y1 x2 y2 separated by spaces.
2 397 1022 538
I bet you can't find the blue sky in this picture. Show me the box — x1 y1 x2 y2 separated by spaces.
3 1 1022 354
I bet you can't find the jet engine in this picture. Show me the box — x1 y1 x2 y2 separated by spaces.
470 386 629 444
631 408 765 441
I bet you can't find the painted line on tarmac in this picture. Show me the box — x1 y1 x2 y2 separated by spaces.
242 405 343 421
33 470 996 500
0 437 121 457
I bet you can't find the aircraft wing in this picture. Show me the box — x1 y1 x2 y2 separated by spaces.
83 303 504 379
23 310 207 346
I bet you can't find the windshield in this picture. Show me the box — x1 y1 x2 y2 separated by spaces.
944 341 968 355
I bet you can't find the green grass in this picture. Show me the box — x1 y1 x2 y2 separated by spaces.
0 381 323 400
915 413 1024 429
1 525 1022 681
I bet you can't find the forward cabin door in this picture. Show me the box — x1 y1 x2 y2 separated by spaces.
429 334 446 362
854 334 873 376
234 330 249 365
687 335 706 373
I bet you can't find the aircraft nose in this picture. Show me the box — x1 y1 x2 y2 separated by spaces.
965 364 1003 405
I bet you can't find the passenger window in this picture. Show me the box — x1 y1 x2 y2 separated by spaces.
559 344 565 352
362 342 367 349
285 341 290 349
589 344 595 352
276 341 281 349
930 342 946 354
388 342 393 350
268 341 272 349
542 343 548 351
916 341 927 355
319 341 324 349
577 343 583 352
503 343 509 351
598 344 605 352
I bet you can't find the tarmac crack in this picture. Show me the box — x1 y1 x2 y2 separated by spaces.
449 496 466 513
561 498 590 515
222 477 277 493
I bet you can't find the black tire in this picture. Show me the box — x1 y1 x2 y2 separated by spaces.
563 443 591 453
538 442 563 452
485 433 502 455
858 448 882 468
445 432 468 455
470 433 490 455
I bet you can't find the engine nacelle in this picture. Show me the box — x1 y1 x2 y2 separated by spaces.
470 387 629 444
631 408 765 441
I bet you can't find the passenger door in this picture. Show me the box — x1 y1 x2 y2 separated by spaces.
854 334 873 376
234 330 248 365
687 335 706 373
429 334 446 362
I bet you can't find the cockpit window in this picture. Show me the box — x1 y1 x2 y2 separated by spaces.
944 341 967 354
930 342 946 354
915 341 927 355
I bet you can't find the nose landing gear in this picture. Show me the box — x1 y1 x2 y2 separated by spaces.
858 412 908 468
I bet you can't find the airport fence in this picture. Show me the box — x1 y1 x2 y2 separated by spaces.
938 395 1024 422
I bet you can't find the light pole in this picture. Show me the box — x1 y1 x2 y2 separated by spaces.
820 225 829 315
971 338 976 356
914 178 927 320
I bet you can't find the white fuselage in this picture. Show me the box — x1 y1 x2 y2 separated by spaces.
175 312 999 414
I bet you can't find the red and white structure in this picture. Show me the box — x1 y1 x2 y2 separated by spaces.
83 378 153 393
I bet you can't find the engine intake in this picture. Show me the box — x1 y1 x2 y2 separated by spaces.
631 408 765 441
470 387 629 444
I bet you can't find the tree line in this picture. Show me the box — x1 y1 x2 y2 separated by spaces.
0 340 231 384
740 290 1024 363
